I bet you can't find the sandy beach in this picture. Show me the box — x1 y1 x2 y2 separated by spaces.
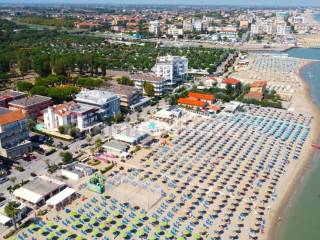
268 60 320 240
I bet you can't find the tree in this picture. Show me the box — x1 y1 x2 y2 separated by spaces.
16 81 33 92
95 138 102 150
59 151 73 164
117 76 134 86
27 119 36 130
226 84 234 96
0 56 10 73
17 55 30 78
30 85 48 96
58 126 65 134
69 127 79 138
4 201 21 230
53 59 67 76
235 82 242 96
114 112 122 123
143 81 155 97
33 55 51 77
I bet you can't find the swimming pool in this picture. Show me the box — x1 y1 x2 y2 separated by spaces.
147 122 157 130
35 125 45 131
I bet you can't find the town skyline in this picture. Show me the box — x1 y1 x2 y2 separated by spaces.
1 0 320 7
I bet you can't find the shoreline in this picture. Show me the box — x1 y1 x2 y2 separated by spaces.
267 59 320 240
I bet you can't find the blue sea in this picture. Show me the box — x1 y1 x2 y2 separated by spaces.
275 48 320 240
313 13 320 23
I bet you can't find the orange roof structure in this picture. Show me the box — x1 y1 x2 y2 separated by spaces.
223 78 240 85
251 80 267 88
188 92 216 101
0 110 25 125
178 98 206 107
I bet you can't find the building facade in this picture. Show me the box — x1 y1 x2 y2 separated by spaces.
44 101 99 132
0 108 31 159
131 73 167 96
75 89 120 120
154 55 188 88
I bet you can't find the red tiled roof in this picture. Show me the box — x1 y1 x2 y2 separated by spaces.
188 92 215 101
251 80 267 88
178 98 206 107
0 110 25 125
223 78 240 85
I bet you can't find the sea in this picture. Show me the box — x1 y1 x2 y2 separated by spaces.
274 48 320 240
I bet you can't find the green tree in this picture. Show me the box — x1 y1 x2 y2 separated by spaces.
143 81 155 97
16 81 33 92
59 151 73 164
4 201 21 230
117 76 134 86
95 138 102 150
114 112 123 123
226 84 234 96
17 55 30 78
30 85 48 96
69 127 79 138
0 56 10 73
33 55 51 77
27 119 36 130
58 126 65 134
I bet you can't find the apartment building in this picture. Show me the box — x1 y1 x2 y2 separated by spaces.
44 101 99 132
154 55 188 88
149 20 161 36
0 108 31 159
75 89 120 120
130 73 167 97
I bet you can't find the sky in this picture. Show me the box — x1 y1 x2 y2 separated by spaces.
1 0 320 7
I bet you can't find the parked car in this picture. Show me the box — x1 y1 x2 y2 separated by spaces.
0 177 8 184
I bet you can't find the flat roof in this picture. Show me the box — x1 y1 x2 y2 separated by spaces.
0 90 26 98
75 89 119 106
46 187 76 206
103 140 129 152
13 176 65 204
130 73 165 82
9 95 52 108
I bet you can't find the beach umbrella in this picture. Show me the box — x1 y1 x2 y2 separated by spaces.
117 219 124 227
150 216 158 223
89 219 96 225
193 233 202 239
113 210 120 217
107 216 114 223
120 231 128 238
139 213 147 220
165 232 174 239
160 221 169 227
183 229 191 237
155 227 163 235
99 222 106 229
110 226 117 233
148 236 157 240
176 237 185 240
76 237 84 240
133 218 141 225
137 229 145 237
81 225 88 231
71 211 78 217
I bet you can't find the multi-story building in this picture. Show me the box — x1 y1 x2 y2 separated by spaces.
149 20 161 36
8 95 53 118
107 82 142 109
193 20 203 31
154 55 188 88
0 108 31 159
130 73 167 97
43 102 99 132
183 18 194 32
75 89 120 120
167 25 184 37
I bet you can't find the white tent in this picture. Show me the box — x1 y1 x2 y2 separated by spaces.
46 187 76 207
13 188 43 204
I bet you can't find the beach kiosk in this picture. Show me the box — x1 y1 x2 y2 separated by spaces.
87 174 106 194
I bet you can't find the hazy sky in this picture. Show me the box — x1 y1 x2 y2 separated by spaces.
1 0 320 6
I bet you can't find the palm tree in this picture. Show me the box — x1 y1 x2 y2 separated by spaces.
5 201 21 230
